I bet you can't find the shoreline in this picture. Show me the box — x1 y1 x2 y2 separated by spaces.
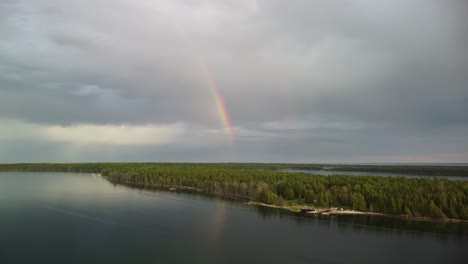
107 179 468 224
246 201 468 224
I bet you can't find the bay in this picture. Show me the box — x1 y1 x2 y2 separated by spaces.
0 172 466 264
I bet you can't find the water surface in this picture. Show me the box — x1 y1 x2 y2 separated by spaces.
284 169 468 181
1 172 466 264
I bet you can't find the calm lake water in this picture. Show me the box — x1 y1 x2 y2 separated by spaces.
1 172 467 264
284 169 468 181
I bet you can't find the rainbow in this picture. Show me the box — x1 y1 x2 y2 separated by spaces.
199 63 233 140
176 23 234 142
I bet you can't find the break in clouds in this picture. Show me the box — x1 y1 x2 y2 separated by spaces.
0 0 467 162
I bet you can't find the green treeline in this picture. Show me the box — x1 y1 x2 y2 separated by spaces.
1 162 467 176
1 163 467 220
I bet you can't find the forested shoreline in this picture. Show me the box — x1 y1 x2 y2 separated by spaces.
1 162 467 176
1 163 467 220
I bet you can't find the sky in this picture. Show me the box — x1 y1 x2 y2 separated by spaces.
0 0 467 163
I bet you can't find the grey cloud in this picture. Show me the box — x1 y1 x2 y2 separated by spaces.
0 0 467 162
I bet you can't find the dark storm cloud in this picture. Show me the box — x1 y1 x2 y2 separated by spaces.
0 0 467 162
220 0 468 128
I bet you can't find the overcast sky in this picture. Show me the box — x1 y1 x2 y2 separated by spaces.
1 0 467 163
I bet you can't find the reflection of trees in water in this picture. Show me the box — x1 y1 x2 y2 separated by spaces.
334 215 468 240
254 205 468 239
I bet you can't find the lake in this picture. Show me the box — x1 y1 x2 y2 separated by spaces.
1 172 467 264
283 169 468 181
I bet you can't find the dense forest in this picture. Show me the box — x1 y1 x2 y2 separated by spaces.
1 163 467 220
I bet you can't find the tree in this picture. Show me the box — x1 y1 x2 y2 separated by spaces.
428 200 446 219
404 207 413 217
352 193 366 211
259 190 279 204
319 192 331 206
305 190 315 204
284 188 295 200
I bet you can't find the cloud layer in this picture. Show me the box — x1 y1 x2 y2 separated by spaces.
0 0 467 162
0 119 185 145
